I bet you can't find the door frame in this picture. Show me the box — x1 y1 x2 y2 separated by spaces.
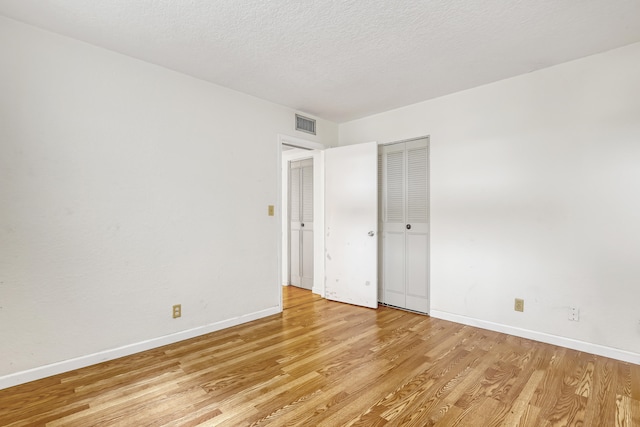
277 135 326 309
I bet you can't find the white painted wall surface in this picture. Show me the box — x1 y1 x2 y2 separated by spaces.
0 16 337 387
340 42 640 363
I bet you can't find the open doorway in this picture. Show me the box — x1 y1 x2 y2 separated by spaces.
282 284 322 310
277 136 380 311
277 135 325 308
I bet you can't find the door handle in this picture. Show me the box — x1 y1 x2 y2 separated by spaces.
406 224 411 230
368 231 375 236
301 223 304 227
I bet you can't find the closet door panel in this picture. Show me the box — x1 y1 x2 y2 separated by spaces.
290 167 301 222
406 145 428 224
384 148 405 223
290 229 301 287
289 159 313 289
301 162 314 223
380 138 429 313
301 229 314 289
300 161 314 289
406 139 429 312
383 231 405 295
406 232 429 298
380 143 405 305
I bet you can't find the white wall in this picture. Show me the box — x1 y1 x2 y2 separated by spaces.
340 42 640 363
0 16 338 388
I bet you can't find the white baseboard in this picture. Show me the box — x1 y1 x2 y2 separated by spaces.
0 306 281 391
430 310 640 365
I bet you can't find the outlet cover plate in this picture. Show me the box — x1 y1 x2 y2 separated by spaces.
514 298 524 312
569 306 580 321
173 304 182 318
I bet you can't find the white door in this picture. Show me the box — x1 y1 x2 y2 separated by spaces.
289 159 314 289
325 142 378 308
380 143 406 307
380 138 429 313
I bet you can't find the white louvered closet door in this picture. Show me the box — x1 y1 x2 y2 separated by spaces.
289 159 314 289
380 138 429 313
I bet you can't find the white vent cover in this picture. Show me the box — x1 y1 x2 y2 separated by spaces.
295 114 316 135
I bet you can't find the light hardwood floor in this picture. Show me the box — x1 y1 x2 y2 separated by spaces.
1 286 639 426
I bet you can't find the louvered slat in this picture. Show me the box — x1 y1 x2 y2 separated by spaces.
290 166 301 222
378 153 383 222
407 147 428 223
385 151 404 222
302 165 313 222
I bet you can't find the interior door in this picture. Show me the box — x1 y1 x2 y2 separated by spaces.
325 142 378 308
289 164 302 287
381 143 407 307
404 141 429 312
289 159 314 289
300 160 314 289
380 138 429 313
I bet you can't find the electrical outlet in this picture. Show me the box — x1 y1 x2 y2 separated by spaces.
514 298 524 312
173 304 181 319
569 306 580 321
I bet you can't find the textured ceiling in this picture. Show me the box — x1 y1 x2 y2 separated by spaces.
2 0 640 123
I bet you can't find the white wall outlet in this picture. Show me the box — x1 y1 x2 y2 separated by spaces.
569 306 580 321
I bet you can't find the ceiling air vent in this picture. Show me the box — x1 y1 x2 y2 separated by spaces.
295 114 316 135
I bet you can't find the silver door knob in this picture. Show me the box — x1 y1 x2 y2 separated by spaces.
368 231 375 236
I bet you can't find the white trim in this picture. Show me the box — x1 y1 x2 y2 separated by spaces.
430 310 640 365
312 150 325 297
278 134 325 151
0 306 280 391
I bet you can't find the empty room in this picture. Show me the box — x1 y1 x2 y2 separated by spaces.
1 1 640 426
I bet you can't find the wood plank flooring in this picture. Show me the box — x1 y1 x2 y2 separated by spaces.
1 286 639 426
